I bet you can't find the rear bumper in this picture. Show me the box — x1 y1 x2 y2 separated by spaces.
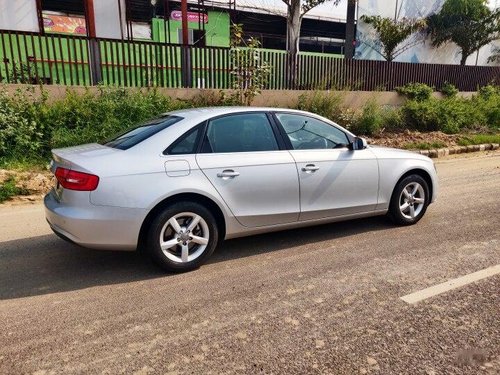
44 191 147 251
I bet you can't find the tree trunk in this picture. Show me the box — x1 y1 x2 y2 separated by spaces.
286 1 302 89
460 52 468 65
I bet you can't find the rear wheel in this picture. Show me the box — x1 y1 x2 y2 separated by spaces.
389 175 429 226
147 202 218 272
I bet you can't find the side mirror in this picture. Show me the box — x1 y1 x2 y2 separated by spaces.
350 137 367 151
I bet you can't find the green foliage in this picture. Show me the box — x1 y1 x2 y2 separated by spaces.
400 87 500 133
427 0 500 65
457 133 500 145
352 100 384 135
0 86 189 163
48 87 185 149
0 176 29 203
230 24 271 105
440 82 459 98
489 46 500 63
360 15 427 61
0 89 47 160
1 84 499 169
478 84 500 100
396 83 434 101
381 107 405 131
296 91 344 120
188 90 240 107
403 141 447 150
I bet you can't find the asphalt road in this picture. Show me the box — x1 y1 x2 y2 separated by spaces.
0 152 499 374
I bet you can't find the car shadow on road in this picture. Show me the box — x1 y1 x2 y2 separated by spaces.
0 217 393 300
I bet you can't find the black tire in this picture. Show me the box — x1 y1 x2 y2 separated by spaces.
388 174 430 226
146 201 219 272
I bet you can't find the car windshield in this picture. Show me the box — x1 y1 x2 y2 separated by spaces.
102 115 182 150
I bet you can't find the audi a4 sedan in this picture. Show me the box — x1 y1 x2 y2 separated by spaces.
45 107 438 272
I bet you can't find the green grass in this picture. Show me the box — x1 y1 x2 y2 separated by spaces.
0 176 30 203
457 134 500 146
403 141 447 150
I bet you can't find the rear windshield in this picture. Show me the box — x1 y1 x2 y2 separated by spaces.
102 115 182 150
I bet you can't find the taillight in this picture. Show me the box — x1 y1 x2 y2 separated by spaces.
55 167 99 191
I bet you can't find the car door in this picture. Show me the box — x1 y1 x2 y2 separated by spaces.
195 112 300 227
274 113 379 221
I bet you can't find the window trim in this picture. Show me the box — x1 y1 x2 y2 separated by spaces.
270 111 353 151
198 111 286 154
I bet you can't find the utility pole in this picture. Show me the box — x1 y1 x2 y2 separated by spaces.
84 0 102 85
181 0 192 87
344 0 356 59
181 0 189 46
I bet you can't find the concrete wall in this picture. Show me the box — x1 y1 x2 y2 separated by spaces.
0 84 473 109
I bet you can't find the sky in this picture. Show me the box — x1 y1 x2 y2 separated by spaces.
234 0 497 22
235 0 348 21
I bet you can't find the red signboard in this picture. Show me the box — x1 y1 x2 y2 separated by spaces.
170 10 208 24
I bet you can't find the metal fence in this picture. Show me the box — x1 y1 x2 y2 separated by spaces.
1 29 499 91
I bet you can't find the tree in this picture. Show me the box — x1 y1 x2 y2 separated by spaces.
281 0 340 87
488 46 500 64
230 24 271 105
427 0 500 65
360 15 427 62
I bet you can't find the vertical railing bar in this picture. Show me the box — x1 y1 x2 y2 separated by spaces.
7 32 18 82
120 40 126 87
66 36 75 86
56 35 67 84
78 38 86 85
14 32 25 82
22 33 34 83
72 37 80 85
1 33 10 82
50 35 60 84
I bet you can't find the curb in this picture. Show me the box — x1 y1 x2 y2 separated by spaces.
413 143 499 158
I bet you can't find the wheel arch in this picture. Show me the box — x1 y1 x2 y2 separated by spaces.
137 192 227 251
393 168 434 202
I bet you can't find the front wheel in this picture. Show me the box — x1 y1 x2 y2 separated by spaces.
147 202 219 272
388 175 429 226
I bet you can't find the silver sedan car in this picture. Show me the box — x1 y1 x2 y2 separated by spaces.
45 107 438 272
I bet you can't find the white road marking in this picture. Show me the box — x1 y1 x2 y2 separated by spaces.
401 264 500 304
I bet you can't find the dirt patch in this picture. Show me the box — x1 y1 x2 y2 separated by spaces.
367 131 462 149
0 169 53 203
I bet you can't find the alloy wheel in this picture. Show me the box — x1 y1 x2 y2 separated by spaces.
159 212 210 263
399 182 425 220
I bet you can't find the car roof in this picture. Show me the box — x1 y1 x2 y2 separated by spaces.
166 106 309 120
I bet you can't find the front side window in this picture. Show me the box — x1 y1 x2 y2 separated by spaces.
202 113 279 153
276 113 349 150
103 115 182 150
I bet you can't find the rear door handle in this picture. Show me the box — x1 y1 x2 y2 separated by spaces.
217 170 240 178
301 164 320 172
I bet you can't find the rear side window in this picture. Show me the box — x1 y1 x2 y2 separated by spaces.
103 115 182 150
202 113 279 153
166 126 201 155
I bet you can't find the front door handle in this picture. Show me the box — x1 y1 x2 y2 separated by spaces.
217 170 240 179
302 164 320 172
